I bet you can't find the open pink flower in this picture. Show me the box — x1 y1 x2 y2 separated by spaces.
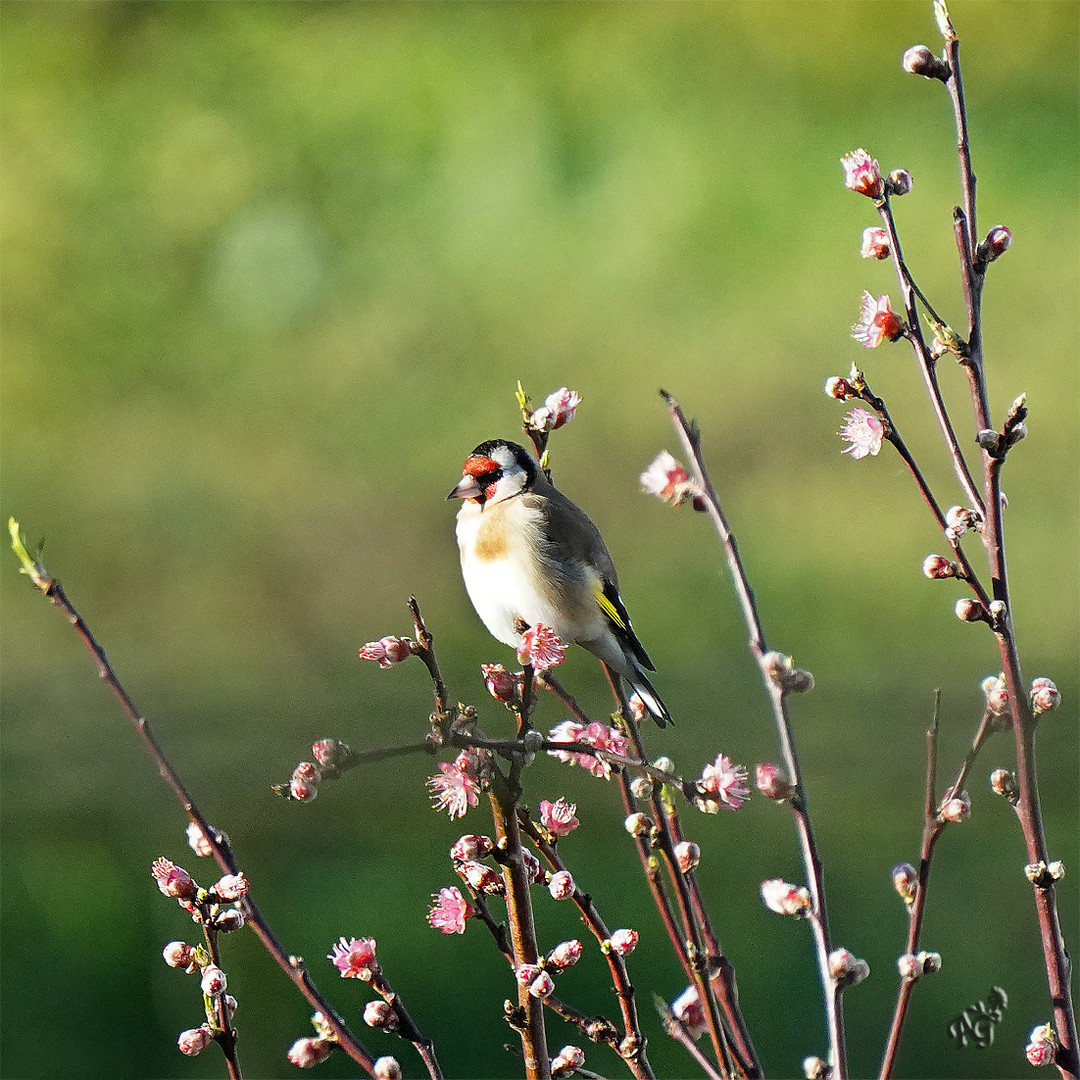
640 451 694 505
548 720 628 779
428 887 474 934
517 623 565 671
696 754 750 812
539 798 579 837
851 292 904 348
428 762 481 819
839 407 885 460
328 936 378 979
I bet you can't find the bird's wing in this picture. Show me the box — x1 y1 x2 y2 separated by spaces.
594 577 655 672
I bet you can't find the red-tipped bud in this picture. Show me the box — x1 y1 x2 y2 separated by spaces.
178 1026 214 1057
363 1000 398 1032
288 1036 333 1068
824 376 856 400
480 663 520 705
981 675 1010 717
529 970 556 999
461 861 504 895
552 1045 586 1077
312 737 353 769
902 44 949 80
163 941 197 970
209 873 249 902
977 225 1012 263
756 762 795 801
450 834 494 861
548 939 584 968
1031 677 1060 715
200 965 228 995
1026 1024 1058 1068
607 928 639 956
152 858 197 902
548 870 575 900
358 636 413 668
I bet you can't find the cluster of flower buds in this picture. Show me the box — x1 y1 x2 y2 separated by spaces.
551 1044 586 1078
1025 1023 1058 1068
762 651 816 693
288 760 321 802
640 450 705 510
427 748 490 819
828 948 870 990
358 635 414 669
897 950 941 980
892 863 918 906
761 879 812 917
279 738 356 802
1031 677 1060 716
529 387 582 432
548 719 629 779
1024 860 1066 887
756 762 795 802
693 753 751 814
902 43 950 81
152 857 249 932
538 797 579 838
516 622 566 671
515 963 555 999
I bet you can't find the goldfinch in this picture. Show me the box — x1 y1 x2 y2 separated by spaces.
448 439 671 727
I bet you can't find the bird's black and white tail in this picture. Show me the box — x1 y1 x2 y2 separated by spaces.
626 664 672 728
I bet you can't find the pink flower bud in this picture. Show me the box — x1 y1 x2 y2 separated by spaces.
481 663 520 704
515 963 542 987
756 763 794 801
886 169 912 196
1031 677 1060 715
1026 1023 1058 1068
990 769 1018 802
288 1036 333 1068
674 841 701 874
640 450 696 506
939 790 971 823
922 554 956 579
892 863 918 905
200 965 228 995
955 598 986 623
289 776 319 801
608 928 639 956
162 941 196 969
364 1000 398 1032
186 821 214 857
450 834 494 861
624 812 651 837
358 636 413 668
981 675 1009 717
761 878 811 916
824 376 855 400
215 907 245 933
312 738 352 769
178 1025 214 1057
548 870 575 900
978 225 1012 263
461 861 504 895
552 1045 586 1076
529 970 556 998
902 44 949 80
530 387 582 431
860 227 891 260
547 939 583 969
671 985 707 1039
152 858 197 901
373 1056 403 1080
210 873 249 902
841 149 884 199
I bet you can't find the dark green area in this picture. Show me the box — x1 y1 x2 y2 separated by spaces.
2 3 1076 1078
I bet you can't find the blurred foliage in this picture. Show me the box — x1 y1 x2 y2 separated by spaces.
1 2 1077 1078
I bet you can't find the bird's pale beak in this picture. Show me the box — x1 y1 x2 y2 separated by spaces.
447 474 482 501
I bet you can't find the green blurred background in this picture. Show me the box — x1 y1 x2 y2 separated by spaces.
2 3 1076 1077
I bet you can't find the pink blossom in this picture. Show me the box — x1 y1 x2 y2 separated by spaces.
289 776 319 801
428 887 473 934
755 762 794 801
696 754 750 812
481 663 519 704
427 760 481 819
152 857 197 901
539 798 579 837
548 870 575 900
517 623 566 671
200 965 227 995
358 635 413 668
1026 1024 1058 1068
839 407 885 460
460 860 504 895
841 149 884 198
851 291 904 348
547 720 628 779
328 936 378 979
515 963 542 987
608 928 639 956
640 450 694 505
529 970 556 998
531 387 582 431
671 985 707 1038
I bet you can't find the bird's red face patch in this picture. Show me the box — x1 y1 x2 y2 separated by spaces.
464 455 500 477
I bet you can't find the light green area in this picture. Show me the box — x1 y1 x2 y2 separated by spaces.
2 3 1076 1078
